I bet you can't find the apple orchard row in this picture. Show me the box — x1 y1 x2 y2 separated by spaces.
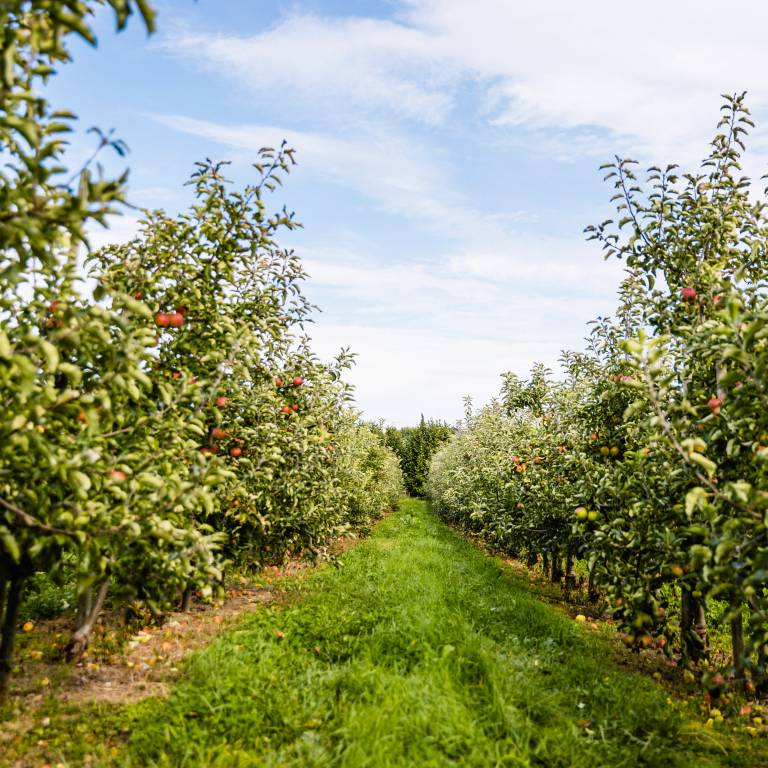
0 3 403 696
429 95 768 698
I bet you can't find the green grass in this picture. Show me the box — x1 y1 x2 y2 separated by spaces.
5 499 759 766
105 499 758 767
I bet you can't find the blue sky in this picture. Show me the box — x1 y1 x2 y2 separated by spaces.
53 0 768 425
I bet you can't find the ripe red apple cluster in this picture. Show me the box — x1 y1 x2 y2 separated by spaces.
681 286 697 302
45 300 65 329
276 374 304 415
155 305 188 328
274 375 304 387
204 424 244 458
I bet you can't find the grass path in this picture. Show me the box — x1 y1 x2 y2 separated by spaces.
99 498 758 768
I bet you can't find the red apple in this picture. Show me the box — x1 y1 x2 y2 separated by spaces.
216 396 229 408
175 305 188 315
274 377 283 387
229 446 242 458
280 405 292 415
212 427 228 440
681 286 697 301
707 397 722 415
110 469 127 482
292 403 299 412
292 376 303 387
169 312 184 328
155 313 170 328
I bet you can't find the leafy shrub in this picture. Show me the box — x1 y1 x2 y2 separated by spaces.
381 417 452 496
20 571 76 620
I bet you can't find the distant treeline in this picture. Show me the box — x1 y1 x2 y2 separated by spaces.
371 417 453 497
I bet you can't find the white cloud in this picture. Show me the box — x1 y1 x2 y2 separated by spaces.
309 323 565 427
163 1 768 163
402 0 768 164
163 15 454 125
150 114 458 229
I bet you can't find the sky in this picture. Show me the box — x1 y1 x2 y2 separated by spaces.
51 0 768 425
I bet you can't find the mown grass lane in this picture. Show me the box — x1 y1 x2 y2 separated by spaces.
119 499 756 767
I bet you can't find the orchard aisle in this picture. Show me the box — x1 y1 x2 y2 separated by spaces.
98 499 754 768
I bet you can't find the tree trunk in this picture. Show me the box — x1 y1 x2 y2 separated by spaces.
747 595 768 694
123 601 138 626
564 549 576 597
180 584 193 612
145 600 165 627
587 567 599 603
0 576 7 626
75 586 93 631
550 554 563 584
730 597 745 685
67 581 109 661
681 590 708 661
0 578 24 697
541 552 549 578
694 597 708 657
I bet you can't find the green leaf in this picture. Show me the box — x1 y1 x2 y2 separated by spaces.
1 114 40 147
138 474 164 489
200 491 215 516
121 295 153 319
689 452 717 477
0 526 20 563
685 487 708 518
58 362 83 385
39 339 60 372
0 330 11 359
72 471 92 493
728 481 752 503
